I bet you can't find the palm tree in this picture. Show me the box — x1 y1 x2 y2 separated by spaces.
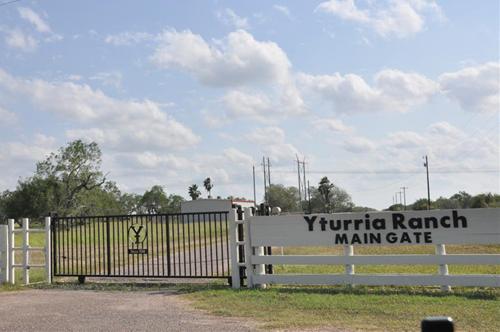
188 184 201 200
203 177 214 198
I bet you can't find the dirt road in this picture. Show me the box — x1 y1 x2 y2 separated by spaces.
0 289 257 332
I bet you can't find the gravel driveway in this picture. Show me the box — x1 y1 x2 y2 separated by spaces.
0 289 257 332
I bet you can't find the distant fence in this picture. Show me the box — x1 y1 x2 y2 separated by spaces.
231 208 500 289
0 218 51 285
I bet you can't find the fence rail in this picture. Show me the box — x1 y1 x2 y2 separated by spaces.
233 208 500 290
0 218 51 285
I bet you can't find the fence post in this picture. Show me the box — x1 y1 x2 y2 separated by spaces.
243 208 254 288
45 217 52 284
22 218 30 285
8 219 15 284
344 245 355 287
229 209 240 289
0 224 8 283
436 244 451 292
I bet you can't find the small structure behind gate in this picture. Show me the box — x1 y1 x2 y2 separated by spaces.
51 212 231 280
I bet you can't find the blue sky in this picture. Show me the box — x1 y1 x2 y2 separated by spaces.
0 0 498 209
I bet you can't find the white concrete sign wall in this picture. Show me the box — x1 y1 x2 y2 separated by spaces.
249 208 500 246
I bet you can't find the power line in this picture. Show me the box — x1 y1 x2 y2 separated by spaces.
272 169 498 175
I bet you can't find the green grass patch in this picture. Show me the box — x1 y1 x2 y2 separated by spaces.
182 285 500 331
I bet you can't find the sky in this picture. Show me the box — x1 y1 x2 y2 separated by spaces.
0 0 498 210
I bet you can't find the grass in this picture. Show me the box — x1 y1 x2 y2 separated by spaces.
182 285 500 331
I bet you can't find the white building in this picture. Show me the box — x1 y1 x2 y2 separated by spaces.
180 198 255 214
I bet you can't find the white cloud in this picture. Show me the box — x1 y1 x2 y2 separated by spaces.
151 29 305 117
223 90 272 119
0 134 56 189
151 29 291 87
312 117 353 133
245 126 301 163
89 71 123 89
18 7 51 33
3 29 37 51
0 68 199 152
0 106 17 126
316 0 443 38
439 62 500 113
343 136 376 153
273 5 292 19
298 69 438 114
348 122 498 173
223 148 254 166
245 126 286 144
216 8 250 29
104 31 156 46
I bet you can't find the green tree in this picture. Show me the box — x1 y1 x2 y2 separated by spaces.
165 194 184 213
76 181 123 216
35 140 106 215
450 191 473 208
188 184 201 200
410 198 432 210
311 177 354 213
266 184 299 212
119 193 143 214
203 177 214 198
434 196 460 209
140 185 169 214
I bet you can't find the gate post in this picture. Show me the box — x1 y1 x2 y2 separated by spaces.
436 244 451 292
45 217 52 284
229 209 240 289
344 245 355 287
7 219 15 284
0 224 8 283
22 218 30 285
243 208 254 288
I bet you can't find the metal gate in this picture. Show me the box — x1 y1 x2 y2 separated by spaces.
51 212 230 279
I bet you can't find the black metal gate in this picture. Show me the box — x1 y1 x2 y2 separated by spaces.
51 212 230 279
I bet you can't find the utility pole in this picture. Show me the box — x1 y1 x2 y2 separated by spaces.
399 191 403 209
296 155 302 202
252 165 257 208
423 155 431 210
267 157 271 188
262 157 267 204
307 180 311 214
302 158 307 205
400 186 408 210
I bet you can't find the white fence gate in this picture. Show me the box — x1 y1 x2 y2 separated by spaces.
230 208 500 289
0 218 52 285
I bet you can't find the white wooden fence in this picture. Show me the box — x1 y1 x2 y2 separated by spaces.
0 218 52 285
231 208 500 289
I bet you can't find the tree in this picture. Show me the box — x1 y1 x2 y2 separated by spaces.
311 177 354 213
266 184 299 212
450 191 472 208
35 140 106 215
119 193 143 214
434 196 460 209
411 198 433 210
188 184 201 200
165 194 184 213
203 177 214 198
76 181 123 216
139 185 169 214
